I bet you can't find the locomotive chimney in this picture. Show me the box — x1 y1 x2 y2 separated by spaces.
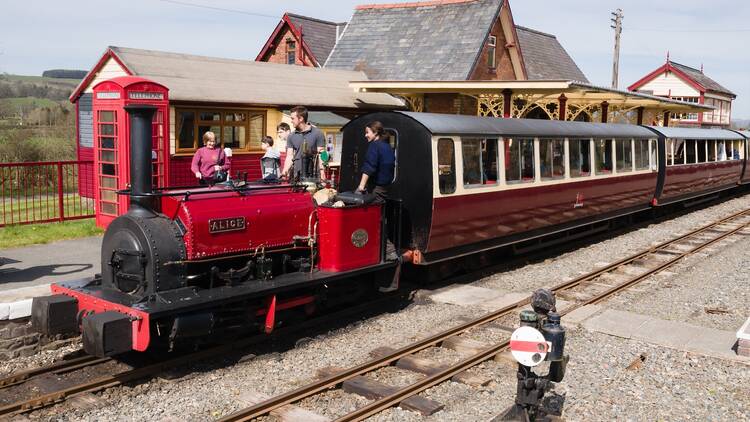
124 104 156 214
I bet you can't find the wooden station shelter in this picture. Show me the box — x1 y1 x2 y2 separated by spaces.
70 46 401 226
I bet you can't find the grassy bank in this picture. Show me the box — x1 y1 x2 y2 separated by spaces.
0 219 102 249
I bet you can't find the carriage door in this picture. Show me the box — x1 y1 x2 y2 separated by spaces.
92 77 169 228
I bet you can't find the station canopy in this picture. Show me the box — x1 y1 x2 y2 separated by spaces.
349 80 712 113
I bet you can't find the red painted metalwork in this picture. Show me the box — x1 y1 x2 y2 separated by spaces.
50 284 151 352
428 172 657 252
92 77 169 228
0 161 95 227
318 204 382 271
164 187 314 259
264 295 276 334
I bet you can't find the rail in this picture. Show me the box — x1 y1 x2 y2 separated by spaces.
0 160 95 227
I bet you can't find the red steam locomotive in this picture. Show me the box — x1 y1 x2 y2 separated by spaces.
32 106 748 357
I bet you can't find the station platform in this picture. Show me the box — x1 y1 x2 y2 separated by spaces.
0 236 101 320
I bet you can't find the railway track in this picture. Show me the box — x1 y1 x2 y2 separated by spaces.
0 292 412 418
218 208 750 422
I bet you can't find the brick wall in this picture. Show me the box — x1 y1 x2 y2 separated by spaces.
424 94 478 115
260 27 316 67
468 12 516 80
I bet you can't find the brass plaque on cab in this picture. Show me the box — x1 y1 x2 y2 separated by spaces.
209 217 246 234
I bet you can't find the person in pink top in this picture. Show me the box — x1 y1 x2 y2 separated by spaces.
191 131 231 185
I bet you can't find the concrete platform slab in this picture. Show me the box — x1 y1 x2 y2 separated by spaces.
428 285 505 307
582 309 651 339
636 318 696 349
477 292 527 311
685 327 743 361
563 304 603 325
582 308 750 363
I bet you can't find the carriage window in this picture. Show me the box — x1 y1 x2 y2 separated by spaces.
594 139 613 175
697 140 707 162
462 139 483 186
382 129 398 182
634 139 650 170
569 139 591 178
734 140 743 159
673 139 685 165
539 139 565 180
437 138 456 194
685 140 697 164
718 141 728 161
666 139 674 166
505 138 535 183
708 140 717 162
615 139 633 173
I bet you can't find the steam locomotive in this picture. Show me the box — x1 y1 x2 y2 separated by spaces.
32 105 748 357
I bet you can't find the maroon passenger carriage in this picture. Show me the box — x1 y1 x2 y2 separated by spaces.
32 108 747 357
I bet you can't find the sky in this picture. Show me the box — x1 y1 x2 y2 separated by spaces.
1 0 748 117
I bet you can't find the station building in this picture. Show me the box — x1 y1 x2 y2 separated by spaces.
628 58 736 128
258 0 711 125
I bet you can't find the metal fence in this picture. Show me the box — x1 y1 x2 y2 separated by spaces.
0 161 95 227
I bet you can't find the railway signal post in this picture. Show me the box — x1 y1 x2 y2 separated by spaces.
497 289 568 422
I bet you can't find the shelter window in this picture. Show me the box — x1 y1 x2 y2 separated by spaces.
615 139 633 173
594 139 613 175
539 139 565 180
461 138 498 187
569 138 591 178
176 108 266 153
634 139 650 170
437 138 456 194
732 140 743 160
504 138 535 184
487 35 497 68
685 140 697 164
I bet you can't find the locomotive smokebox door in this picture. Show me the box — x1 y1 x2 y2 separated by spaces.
318 203 382 272
31 295 79 335
82 311 133 357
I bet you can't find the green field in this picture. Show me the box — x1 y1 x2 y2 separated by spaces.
0 219 101 249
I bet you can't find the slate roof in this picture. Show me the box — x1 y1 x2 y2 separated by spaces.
83 47 402 109
287 14 345 65
515 26 589 83
670 61 734 97
325 0 503 80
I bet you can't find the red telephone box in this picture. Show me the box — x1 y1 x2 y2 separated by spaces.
92 77 169 228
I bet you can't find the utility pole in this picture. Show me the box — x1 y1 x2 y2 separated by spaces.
611 8 624 89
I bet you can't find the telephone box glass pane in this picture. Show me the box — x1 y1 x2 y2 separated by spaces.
100 177 117 189
101 202 117 215
101 190 117 202
99 111 115 123
101 163 116 176
99 150 115 162
100 124 115 136
100 137 115 149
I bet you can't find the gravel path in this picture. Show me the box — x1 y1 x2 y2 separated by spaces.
10 194 750 421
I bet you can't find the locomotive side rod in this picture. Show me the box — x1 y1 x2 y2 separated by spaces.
218 207 750 422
